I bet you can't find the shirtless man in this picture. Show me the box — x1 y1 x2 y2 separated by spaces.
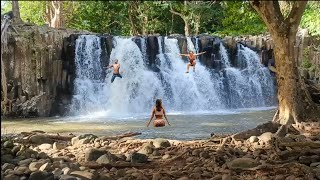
104 59 122 83
179 51 206 73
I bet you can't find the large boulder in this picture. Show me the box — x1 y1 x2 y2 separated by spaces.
129 152 148 163
84 148 106 162
29 135 54 144
96 152 119 164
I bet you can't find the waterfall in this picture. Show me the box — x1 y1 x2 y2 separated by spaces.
71 35 276 118
220 43 276 108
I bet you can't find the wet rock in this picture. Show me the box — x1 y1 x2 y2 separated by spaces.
29 171 54 180
249 136 258 143
227 158 261 170
70 171 98 180
2 163 15 171
84 148 106 162
59 175 79 180
39 143 52 150
29 135 54 144
152 138 171 148
130 152 148 163
3 140 14 148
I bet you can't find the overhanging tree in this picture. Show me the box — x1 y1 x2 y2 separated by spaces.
250 1 320 129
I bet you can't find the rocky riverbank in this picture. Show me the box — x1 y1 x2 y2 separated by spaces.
1 122 320 180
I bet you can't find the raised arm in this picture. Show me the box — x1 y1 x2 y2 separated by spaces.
195 51 206 56
147 107 155 127
163 108 171 126
179 53 189 57
103 64 113 69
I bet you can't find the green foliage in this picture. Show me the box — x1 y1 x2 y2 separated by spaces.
301 2 320 36
216 2 267 36
3 1 317 37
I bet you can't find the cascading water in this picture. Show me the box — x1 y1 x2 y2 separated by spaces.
220 43 276 108
71 35 276 118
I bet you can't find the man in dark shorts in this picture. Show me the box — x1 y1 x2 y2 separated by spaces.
104 59 122 83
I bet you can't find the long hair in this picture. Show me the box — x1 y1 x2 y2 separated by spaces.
155 99 162 111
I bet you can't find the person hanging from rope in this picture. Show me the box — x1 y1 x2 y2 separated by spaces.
179 51 206 73
104 59 122 83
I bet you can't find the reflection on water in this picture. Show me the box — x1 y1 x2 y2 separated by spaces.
1 108 276 140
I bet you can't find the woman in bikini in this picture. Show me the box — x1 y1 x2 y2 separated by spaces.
147 99 171 127
179 51 206 73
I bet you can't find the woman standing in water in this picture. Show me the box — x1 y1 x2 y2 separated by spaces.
147 99 171 127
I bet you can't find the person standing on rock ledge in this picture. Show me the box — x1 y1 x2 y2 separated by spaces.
104 59 122 83
179 51 206 73
147 99 171 127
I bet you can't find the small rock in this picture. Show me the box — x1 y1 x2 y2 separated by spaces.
130 152 148 163
2 163 15 171
115 169 126 177
138 143 155 155
29 171 54 180
53 142 65 150
258 132 273 143
59 175 78 180
222 174 232 180
3 140 14 148
212 175 222 180
152 150 160 156
62 167 72 175
152 138 171 148
227 158 261 170
3 174 20 180
18 158 33 166
29 162 44 172
249 136 258 143
200 151 210 159
162 154 170 160
37 152 49 159
2 154 13 163
152 172 161 180
310 162 320 167
39 162 53 171
70 171 97 180
189 173 201 179
176 177 188 180
10 146 21 156
39 144 52 151
275 175 285 180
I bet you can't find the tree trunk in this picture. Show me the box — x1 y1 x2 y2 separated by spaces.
50 1 61 28
250 1 319 126
12 1 22 24
169 9 190 37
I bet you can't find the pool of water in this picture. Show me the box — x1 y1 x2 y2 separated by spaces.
1 107 276 140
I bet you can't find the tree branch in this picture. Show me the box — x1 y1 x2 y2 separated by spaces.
285 1 308 29
169 9 186 21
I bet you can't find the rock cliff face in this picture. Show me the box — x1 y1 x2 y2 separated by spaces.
1 24 89 117
1 25 318 118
